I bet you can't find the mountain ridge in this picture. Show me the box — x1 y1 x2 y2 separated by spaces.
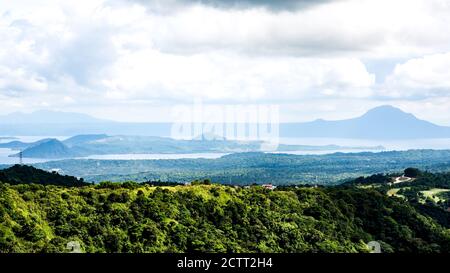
0 106 449 139
280 105 450 139
0 110 111 124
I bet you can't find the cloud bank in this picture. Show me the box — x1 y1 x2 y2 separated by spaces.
0 0 449 124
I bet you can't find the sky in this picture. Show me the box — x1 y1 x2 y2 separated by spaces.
0 0 450 124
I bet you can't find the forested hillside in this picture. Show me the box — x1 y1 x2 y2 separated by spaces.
31 150 450 184
0 165 87 187
345 169 450 230
1 181 449 253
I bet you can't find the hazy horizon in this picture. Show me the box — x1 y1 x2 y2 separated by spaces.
1 104 450 127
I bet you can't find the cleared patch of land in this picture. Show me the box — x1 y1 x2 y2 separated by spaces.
387 188 406 199
392 176 414 184
420 188 450 203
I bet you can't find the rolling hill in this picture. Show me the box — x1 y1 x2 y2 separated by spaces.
0 164 87 186
31 150 450 184
10 139 75 159
1 173 449 253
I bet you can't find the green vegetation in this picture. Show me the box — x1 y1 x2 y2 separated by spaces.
0 165 87 187
404 167 422 178
420 189 450 203
347 168 450 230
386 188 405 199
0 165 449 253
29 149 450 184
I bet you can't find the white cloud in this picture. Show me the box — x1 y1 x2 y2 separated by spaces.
0 0 449 125
0 66 48 94
111 0 450 58
385 52 450 97
104 50 375 102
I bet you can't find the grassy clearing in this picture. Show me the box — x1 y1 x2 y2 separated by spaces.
420 188 450 203
357 184 382 189
387 188 406 199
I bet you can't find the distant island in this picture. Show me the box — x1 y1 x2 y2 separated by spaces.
0 134 384 159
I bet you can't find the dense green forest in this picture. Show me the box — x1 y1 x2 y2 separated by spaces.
0 165 87 187
24 149 450 184
343 169 450 229
0 165 449 253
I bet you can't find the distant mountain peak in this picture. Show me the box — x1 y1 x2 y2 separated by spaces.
369 105 400 111
359 105 417 121
363 105 410 115
0 110 111 124
280 105 450 139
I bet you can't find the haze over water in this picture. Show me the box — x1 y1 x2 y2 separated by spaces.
1 135 449 165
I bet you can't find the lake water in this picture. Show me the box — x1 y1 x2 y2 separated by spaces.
0 148 52 165
0 136 68 165
81 153 229 160
0 135 449 165
280 137 450 151
0 135 230 164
